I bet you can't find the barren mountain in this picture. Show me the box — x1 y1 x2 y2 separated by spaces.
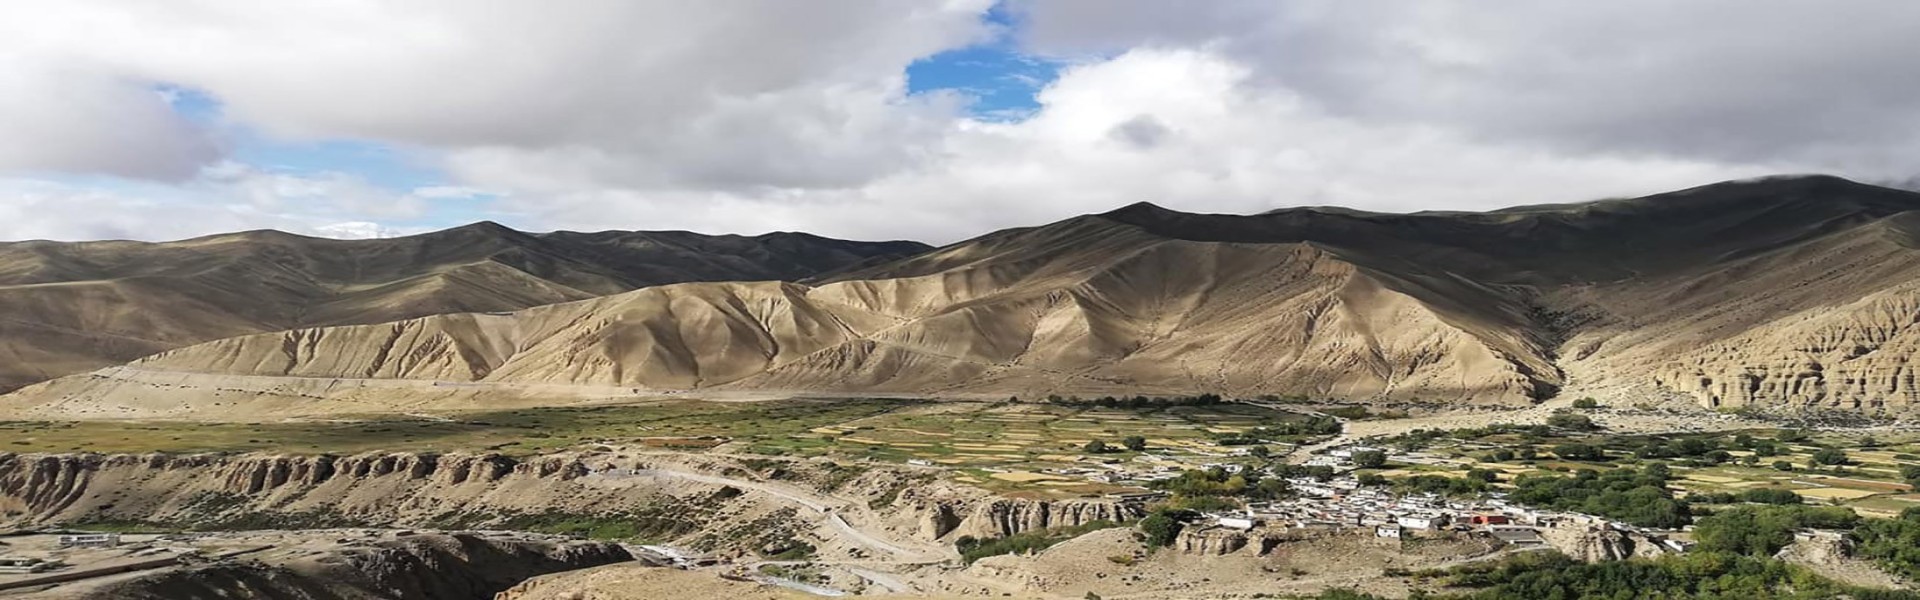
10 175 1920 417
0 224 927 392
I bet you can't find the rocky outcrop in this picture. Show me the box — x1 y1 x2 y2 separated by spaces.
1539 523 1650 562
943 498 1145 540
1176 526 1251 555
0 451 672 535
0 452 551 522
80 532 630 600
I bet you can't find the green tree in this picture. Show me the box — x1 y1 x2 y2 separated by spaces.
1552 443 1606 461
1121 435 1147 452
1546 410 1597 431
1811 448 1848 466
1351 450 1388 468
1138 512 1183 548
1083 439 1109 454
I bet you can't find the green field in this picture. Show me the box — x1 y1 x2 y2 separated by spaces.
2 398 1316 500
0 398 908 456
1368 422 1920 516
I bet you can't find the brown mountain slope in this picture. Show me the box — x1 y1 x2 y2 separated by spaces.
13 175 1920 418
0 225 928 392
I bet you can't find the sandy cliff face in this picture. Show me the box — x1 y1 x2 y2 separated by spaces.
47 532 631 600
0 452 1130 561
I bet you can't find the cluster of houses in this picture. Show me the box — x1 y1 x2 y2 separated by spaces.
1078 443 1671 551
1229 485 1554 547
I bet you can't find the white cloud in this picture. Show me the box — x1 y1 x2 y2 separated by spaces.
0 1 1916 244
1010 1 1920 171
0 168 461 242
0 62 218 179
307 221 417 240
0 0 993 188
501 49 1775 243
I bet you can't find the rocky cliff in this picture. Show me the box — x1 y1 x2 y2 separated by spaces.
0 451 1127 563
71 532 630 600
886 482 1143 541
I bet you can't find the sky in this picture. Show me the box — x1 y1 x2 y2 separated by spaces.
2 1 1918 244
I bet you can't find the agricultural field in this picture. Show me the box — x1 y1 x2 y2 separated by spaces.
1361 417 1920 517
0 398 907 457
796 401 1313 495
2 398 1314 497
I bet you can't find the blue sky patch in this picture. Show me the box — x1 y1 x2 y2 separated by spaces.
907 3 1063 122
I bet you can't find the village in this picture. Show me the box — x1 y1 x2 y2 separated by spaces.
1010 441 1698 558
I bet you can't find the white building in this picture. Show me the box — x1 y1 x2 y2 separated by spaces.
1396 515 1448 530
58 533 120 548
1218 516 1256 530
1375 525 1404 539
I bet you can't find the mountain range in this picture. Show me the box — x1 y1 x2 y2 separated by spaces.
8 174 1920 418
0 224 927 392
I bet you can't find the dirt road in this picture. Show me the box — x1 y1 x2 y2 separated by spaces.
598 467 950 564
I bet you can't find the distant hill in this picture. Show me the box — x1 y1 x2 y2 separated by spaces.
13 175 1920 418
0 224 928 391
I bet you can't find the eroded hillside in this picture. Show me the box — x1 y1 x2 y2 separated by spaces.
0 224 927 392
9 175 1920 415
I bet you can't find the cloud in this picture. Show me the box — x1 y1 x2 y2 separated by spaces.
0 62 219 179
0 167 465 242
0 1 1915 245
1010 1 1920 172
504 49 1772 243
0 0 994 189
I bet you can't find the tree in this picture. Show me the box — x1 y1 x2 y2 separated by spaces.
1546 410 1598 431
1901 465 1920 488
1772 460 1795 471
1351 450 1388 468
1138 512 1184 548
1467 468 1500 483
1248 445 1271 459
1811 448 1848 466
1252 477 1291 500
1083 439 1109 454
1553 443 1606 461
1488 448 1516 462
1121 435 1147 452
1734 433 1755 448
1739 488 1803 505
